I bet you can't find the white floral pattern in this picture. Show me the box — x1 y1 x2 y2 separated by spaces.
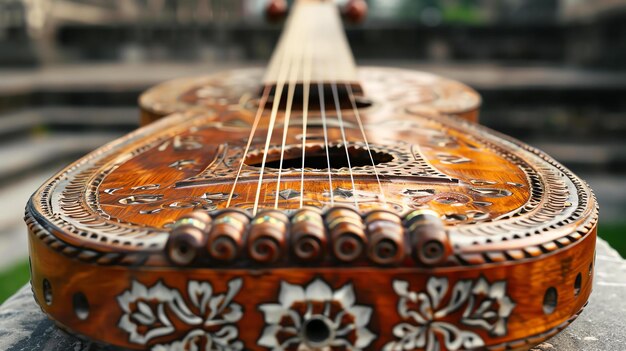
384 276 515 351
258 278 376 350
117 278 244 351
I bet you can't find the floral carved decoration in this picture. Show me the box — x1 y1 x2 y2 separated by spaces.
117 278 244 351
384 276 515 351
258 278 376 350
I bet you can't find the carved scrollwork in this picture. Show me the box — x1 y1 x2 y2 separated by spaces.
117 278 244 350
258 278 376 351
384 276 515 351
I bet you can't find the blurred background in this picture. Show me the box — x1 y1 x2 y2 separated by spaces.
0 0 625 301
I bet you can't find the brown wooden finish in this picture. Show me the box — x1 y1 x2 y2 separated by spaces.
26 64 597 349
25 0 596 349
139 67 482 126
28 219 596 351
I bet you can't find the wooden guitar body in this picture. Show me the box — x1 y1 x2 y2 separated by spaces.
25 1 597 350
26 65 597 350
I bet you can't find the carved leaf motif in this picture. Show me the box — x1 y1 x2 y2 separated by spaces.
117 278 244 350
258 278 375 351
117 281 178 344
189 281 213 315
385 276 515 351
169 159 197 170
119 194 164 205
437 153 471 164
470 187 513 198
131 184 160 190
133 301 156 325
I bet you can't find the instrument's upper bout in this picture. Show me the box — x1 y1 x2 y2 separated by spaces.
139 0 481 125
139 67 481 126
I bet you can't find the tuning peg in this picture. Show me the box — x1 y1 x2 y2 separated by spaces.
365 210 404 266
248 210 289 264
405 210 452 266
291 208 326 263
166 212 212 266
343 0 368 23
326 207 367 263
266 0 288 22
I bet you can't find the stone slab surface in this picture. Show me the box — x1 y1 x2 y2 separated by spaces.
0 239 623 351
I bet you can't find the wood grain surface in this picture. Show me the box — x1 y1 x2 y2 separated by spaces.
25 66 597 350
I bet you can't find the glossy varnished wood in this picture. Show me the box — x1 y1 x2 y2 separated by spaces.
25 65 597 350
139 67 481 125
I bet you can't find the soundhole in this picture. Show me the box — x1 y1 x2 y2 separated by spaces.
245 145 393 170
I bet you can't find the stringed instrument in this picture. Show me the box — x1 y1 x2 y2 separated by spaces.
25 1 598 350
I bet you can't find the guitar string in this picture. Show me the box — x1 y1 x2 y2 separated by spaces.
225 86 270 208
317 34 335 207
251 12 298 215
318 81 334 206
345 83 387 206
273 15 306 209
299 39 313 209
330 80 359 210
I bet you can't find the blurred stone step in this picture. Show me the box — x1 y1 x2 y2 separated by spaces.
0 166 65 269
531 140 626 173
0 107 138 141
0 131 124 185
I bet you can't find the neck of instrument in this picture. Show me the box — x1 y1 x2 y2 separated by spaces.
263 0 360 89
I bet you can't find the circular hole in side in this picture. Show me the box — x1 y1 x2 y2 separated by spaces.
302 316 333 347
574 273 582 297
589 262 593 277
73 292 90 320
543 287 558 315
42 279 52 306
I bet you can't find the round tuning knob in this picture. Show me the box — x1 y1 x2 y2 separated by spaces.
291 208 327 262
365 210 405 265
326 207 366 263
207 210 249 263
405 210 452 266
266 0 288 22
248 210 289 264
343 0 368 23
166 211 212 266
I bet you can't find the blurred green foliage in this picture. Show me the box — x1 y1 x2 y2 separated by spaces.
0 260 30 304
599 223 626 258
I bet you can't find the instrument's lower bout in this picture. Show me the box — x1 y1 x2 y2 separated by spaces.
28 207 596 351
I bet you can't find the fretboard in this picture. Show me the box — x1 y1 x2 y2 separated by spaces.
263 0 359 87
